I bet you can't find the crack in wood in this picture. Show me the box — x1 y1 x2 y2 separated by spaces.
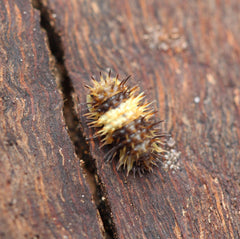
31 1 117 238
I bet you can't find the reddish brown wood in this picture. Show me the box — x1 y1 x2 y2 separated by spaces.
41 0 240 238
1 0 239 238
0 1 103 238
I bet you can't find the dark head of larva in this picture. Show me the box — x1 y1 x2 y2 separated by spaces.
85 72 170 176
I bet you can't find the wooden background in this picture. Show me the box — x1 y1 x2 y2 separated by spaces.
0 0 239 238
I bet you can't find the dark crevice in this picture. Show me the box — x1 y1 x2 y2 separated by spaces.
32 1 117 238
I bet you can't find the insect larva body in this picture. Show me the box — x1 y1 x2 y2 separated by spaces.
85 72 169 176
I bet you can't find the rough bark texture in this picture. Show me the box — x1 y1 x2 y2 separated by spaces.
1 0 240 238
40 0 240 238
0 1 103 238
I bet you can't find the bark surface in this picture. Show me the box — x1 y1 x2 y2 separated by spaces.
0 1 103 238
1 0 240 238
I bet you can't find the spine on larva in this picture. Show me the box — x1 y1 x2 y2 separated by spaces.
85 72 170 176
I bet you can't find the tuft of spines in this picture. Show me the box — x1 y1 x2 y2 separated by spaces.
85 72 170 176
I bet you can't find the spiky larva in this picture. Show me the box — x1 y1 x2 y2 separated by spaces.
85 72 170 176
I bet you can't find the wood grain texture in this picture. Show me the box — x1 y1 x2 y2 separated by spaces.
0 0 103 238
42 0 239 238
